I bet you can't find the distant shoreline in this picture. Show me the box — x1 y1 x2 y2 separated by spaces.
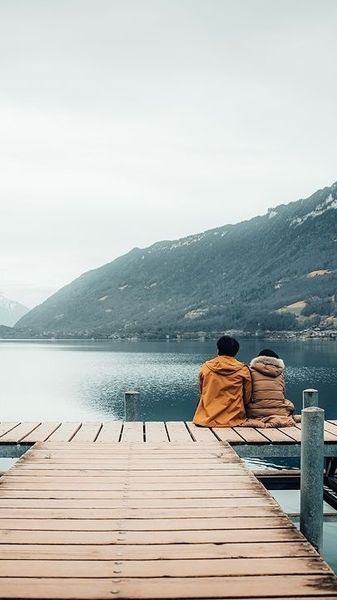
1 329 337 342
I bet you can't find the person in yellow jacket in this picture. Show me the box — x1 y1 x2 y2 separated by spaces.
193 336 252 427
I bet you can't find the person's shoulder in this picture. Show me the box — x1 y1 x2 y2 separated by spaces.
236 360 251 377
200 357 216 371
232 356 247 367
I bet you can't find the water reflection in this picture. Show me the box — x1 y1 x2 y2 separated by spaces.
0 339 337 420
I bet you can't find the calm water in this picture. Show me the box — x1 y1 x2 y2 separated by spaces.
1 338 337 573
1 338 337 420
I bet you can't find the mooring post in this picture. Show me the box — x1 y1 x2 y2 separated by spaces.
302 388 318 408
124 390 140 421
300 404 324 552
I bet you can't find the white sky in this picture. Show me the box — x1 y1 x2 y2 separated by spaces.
1 0 336 308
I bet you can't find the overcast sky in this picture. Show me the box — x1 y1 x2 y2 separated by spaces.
1 0 336 308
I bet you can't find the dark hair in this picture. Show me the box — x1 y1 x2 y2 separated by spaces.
217 336 240 357
258 348 279 359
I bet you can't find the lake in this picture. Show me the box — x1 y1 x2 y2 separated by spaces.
1 338 337 420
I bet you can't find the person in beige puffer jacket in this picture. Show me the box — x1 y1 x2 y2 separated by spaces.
246 348 299 427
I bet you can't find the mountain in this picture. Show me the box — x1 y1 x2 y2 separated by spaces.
0 294 29 327
17 181 337 337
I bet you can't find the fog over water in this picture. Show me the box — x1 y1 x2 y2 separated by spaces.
1 0 337 307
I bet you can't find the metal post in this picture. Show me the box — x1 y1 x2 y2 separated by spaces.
124 390 140 421
303 388 318 408
300 405 324 552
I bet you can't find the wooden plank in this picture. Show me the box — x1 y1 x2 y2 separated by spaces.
44 423 82 442
0 557 329 578
20 423 62 443
165 422 194 443
12 459 244 469
0 422 41 442
323 421 337 439
0 480 260 490
0 527 302 544
36 443 225 452
71 423 102 442
110 576 337 598
295 422 337 443
276 426 302 442
95 422 123 443
0 497 277 508
1 473 254 482
6 465 247 483
29 453 234 461
212 427 246 443
31 449 237 457
6 457 244 468
233 427 269 443
17 459 240 469
0 516 290 530
0 506 282 519
0 423 21 438
0 488 264 499
185 422 218 443
0 541 316 560
120 422 144 443
254 428 296 443
26 450 236 459
144 422 169 443
0 575 336 599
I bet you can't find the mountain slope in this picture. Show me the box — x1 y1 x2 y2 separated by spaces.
17 182 337 335
0 295 29 327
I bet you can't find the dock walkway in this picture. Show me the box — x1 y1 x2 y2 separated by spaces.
0 430 337 598
1 419 337 445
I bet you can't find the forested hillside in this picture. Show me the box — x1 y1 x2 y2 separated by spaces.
16 182 337 337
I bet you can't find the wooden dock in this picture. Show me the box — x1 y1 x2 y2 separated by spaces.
0 419 337 445
0 423 337 598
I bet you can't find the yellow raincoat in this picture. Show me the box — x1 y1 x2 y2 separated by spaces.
193 355 252 427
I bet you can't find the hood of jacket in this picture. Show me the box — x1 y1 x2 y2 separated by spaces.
205 355 247 376
250 355 285 378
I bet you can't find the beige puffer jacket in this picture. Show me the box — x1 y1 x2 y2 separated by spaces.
246 355 296 427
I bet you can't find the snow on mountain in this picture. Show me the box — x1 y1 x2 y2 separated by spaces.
290 192 337 227
0 294 29 327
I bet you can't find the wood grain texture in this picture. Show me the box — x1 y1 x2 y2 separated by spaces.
165 421 194 442
0 438 336 599
185 422 218 442
0 527 308 544
120 422 144 442
0 541 316 559
21 423 62 443
0 557 329 577
254 427 297 443
0 422 41 442
0 423 21 438
0 576 336 599
45 423 82 442
95 421 123 442
71 423 102 442
1 420 337 444
144 421 169 442
212 427 246 443
233 427 270 443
